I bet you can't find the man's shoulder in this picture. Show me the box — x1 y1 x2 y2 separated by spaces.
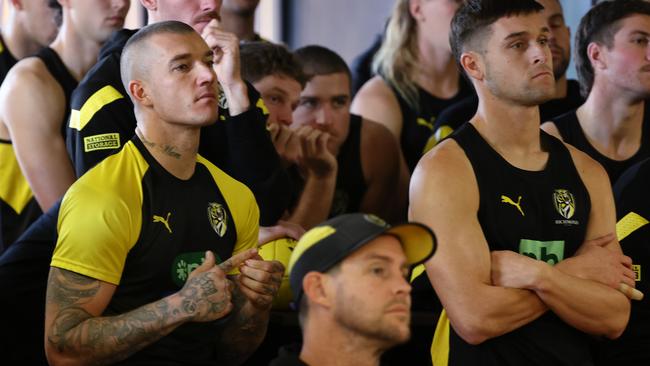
72 53 126 108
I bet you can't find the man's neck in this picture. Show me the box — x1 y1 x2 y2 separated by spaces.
220 9 256 42
413 37 459 99
300 321 384 366
472 92 548 171
136 121 200 180
49 18 102 82
577 82 645 159
2 18 42 59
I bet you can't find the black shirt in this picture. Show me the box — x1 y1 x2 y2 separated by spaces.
431 79 584 148
67 29 291 225
551 106 650 185
433 123 593 366
596 158 650 364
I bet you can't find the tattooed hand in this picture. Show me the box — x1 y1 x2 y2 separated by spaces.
237 253 285 310
179 249 257 322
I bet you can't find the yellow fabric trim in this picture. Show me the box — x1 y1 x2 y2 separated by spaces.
0 39 4 54
288 226 337 274
53 142 147 284
431 310 450 366
198 155 260 275
69 85 124 131
0 142 33 214
617 212 649 241
256 97 269 115
410 263 426 282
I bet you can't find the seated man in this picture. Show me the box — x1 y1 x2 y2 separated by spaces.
272 213 436 365
542 0 650 185
429 0 583 152
66 0 291 226
44 21 283 365
290 46 404 226
602 157 650 364
411 1 639 365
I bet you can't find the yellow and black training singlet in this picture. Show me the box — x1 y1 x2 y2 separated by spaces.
432 123 592 366
597 158 650 364
551 108 650 185
382 76 472 173
0 47 77 252
51 137 259 365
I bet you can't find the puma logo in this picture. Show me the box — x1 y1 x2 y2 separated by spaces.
501 195 525 216
153 212 172 234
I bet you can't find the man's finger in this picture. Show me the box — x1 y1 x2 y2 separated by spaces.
219 248 258 273
619 282 644 300
193 250 216 273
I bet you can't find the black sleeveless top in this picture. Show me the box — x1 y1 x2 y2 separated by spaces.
444 123 593 366
386 77 473 173
0 48 77 252
0 34 18 85
35 47 78 135
330 114 366 216
288 114 367 218
552 109 650 185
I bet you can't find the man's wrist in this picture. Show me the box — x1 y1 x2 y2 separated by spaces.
221 80 250 116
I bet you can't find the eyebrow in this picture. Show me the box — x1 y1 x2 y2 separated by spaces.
267 87 289 96
168 50 213 66
503 27 550 42
629 30 650 37
364 253 409 270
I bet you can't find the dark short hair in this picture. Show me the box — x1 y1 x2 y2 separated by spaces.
120 21 198 97
48 0 62 27
293 45 351 85
240 42 307 88
450 0 544 76
575 0 650 97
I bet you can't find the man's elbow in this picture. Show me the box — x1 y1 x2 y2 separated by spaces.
451 316 499 345
602 311 630 340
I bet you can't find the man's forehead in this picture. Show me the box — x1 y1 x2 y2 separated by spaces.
149 32 210 55
616 14 650 36
491 12 548 38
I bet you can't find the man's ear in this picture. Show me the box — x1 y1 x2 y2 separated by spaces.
587 42 606 71
129 80 153 107
460 51 484 82
139 0 157 12
302 272 333 309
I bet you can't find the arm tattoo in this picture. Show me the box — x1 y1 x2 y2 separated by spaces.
216 281 270 365
46 268 188 365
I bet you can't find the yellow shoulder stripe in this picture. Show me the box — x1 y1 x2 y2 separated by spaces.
69 85 124 131
431 310 450 366
0 39 4 54
617 212 649 241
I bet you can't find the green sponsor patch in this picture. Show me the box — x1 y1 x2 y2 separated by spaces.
519 239 565 266
83 133 120 152
171 251 222 287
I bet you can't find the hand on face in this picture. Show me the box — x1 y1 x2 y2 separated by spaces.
294 125 338 179
268 123 302 166
201 19 242 88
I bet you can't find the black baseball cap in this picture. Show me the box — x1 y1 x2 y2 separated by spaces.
288 213 436 305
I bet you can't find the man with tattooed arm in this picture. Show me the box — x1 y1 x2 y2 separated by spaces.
44 21 283 365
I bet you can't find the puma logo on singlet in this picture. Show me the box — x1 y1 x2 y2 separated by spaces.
501 195 525 216
153 212 172 234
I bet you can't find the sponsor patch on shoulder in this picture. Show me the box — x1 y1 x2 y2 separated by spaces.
84 133 120 152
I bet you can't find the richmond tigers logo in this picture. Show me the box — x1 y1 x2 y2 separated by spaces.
207 202 228 237
553 189 576 219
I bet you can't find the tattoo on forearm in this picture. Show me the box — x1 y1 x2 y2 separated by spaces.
216 282 270 365
46 268 184 365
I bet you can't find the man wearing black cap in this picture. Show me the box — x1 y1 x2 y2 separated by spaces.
270 213 436 366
